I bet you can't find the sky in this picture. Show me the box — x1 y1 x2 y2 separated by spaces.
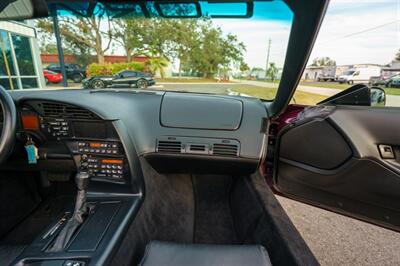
214 0 400 69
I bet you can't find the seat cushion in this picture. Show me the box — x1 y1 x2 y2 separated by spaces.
139 241 272 266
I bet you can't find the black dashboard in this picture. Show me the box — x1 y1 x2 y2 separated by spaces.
10 89 269 188
6 88 269 265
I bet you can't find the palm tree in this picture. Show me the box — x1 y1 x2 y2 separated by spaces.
146 57 168 78
266 63 279 81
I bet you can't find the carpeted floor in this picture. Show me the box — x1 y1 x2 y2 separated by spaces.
192 175 237 244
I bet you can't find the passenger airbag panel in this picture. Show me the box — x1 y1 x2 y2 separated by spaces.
160 93 243 130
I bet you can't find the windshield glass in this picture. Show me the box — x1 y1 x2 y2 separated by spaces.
295 0 400 106
0 0 293 100
342 71 355 76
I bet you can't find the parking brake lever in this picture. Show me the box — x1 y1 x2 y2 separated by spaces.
48 171 90 252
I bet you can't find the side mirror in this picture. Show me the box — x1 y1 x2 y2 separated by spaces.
370 87 386 107
0 0 48 20
317 84 386 107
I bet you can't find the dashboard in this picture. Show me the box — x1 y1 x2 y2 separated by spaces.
10 89 269 188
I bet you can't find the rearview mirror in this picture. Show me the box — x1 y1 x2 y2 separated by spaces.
0 0 48 20
317 84 386 107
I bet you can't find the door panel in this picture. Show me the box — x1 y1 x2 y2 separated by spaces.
274 105 400 231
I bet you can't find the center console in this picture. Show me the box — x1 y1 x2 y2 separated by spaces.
12 101 143 266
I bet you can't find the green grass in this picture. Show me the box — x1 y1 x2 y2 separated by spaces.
384 88 400 96
232 87 327 105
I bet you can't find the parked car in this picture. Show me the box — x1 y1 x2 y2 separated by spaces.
385 74 400 88
338 67 381 84
43 70 62 84
83 70 156 89
369 74 397 86
317 73 336 82
46 63 87 83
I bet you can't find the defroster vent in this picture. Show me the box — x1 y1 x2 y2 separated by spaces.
41 102 99 120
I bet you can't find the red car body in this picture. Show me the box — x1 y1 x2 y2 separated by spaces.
43 70 63 84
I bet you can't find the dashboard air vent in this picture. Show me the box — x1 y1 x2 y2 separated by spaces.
41 102 99 120
189 144 206 152
213 143 239 157
157 140 182 153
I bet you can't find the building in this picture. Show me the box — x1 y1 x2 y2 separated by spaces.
0 21 45 90
302 66 325 80
381 61 400 78
302 64 382 81
40 54 152 67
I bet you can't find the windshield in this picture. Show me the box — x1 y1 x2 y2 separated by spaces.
342 71 355 76
0 0 293 99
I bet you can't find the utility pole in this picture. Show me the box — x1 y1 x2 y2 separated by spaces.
53 13 68 87
265 39 271 80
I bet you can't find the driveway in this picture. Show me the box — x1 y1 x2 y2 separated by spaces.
277 196 400 266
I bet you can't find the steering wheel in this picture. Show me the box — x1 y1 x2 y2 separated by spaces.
0 86 17 164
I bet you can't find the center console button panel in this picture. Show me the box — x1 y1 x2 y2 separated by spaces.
66 140 129 183
77 141 120 155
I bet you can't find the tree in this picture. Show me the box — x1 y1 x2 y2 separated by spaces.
311 57 336 67
36 16 114 64
239 62 250 72
395 49 400 61
113 18 150 62
184 20 246 78
145 57 168 78
266 62 279 81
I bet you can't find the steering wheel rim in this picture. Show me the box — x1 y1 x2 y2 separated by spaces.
0 85 17 164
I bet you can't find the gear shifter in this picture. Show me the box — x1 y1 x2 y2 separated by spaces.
48 169 90 252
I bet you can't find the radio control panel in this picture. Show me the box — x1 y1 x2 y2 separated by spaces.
77 141 120 155
67 140 129 183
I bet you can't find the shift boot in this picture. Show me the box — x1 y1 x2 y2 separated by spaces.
48 171 90 252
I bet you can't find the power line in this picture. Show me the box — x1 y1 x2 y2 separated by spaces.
319 19 400 45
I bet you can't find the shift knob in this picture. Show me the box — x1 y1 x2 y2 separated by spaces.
75 171 90 191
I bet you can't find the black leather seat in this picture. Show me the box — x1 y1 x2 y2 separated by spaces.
140 241 272 266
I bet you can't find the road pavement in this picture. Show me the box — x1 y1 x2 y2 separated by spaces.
277 196 400 266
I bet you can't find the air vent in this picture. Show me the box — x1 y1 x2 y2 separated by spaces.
157 140 182 153
189 144 206 152
41 102 99 120
212 143 239 157
187 143 209 154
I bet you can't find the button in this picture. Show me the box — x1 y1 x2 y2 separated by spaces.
64 260 85 266
112 174 121 178
379 145 395 159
